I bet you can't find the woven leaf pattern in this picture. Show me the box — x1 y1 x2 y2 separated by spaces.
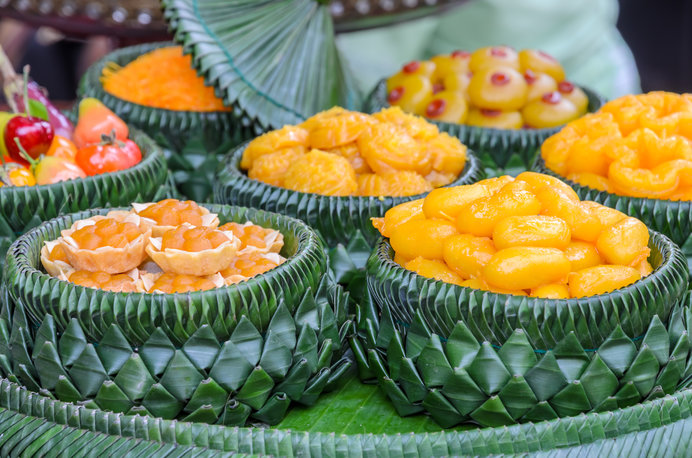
534 155 692 248
214 143 484 247
366 233 688 349
0 272 352 426
4 205 327 345
162 0 361 131
351 294 692 428
363 79 605 173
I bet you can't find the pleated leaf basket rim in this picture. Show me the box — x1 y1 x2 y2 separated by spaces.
533 154 692 244
78 41 238 122
4 205 325 333
0 374 692 455
367 230 689 348
214 141 484 213
364 79 606 145
0 127 166 208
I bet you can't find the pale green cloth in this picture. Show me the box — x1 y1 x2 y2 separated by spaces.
337 0 640 100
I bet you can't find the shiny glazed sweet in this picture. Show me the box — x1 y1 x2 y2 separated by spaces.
542 91 692 200
385 47 588 129
372 172 652 298
240 106 468 196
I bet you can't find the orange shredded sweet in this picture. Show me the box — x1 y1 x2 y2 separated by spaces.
101 46 230 112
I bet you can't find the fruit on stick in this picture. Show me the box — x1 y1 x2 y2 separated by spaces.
4 115 54 163
73 98 129 148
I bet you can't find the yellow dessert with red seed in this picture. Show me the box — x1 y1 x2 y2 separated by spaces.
541 91 692 200
385 47 588 129
372 172 651 297
240 106 468 197
41 201 288 294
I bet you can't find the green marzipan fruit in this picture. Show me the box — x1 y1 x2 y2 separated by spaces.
162 0 362 132
351 291 692 428
534 154 692 249
0 272 352 427
4 205 326 346
78 41 254 201
363 79 605 173
214 143 484 248
366 232 688 350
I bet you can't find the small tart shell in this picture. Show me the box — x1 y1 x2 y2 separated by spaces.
40 240 75 278
232 222 285 255
140 271 225 294
145 230 241 276
65 268 140 293
132 202 220 237
223 252 286 285
59 215 151 274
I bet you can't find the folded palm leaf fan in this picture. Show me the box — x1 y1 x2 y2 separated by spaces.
163 0 362 131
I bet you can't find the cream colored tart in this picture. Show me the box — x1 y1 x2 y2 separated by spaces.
40 240 74 278
57 214 151 274
67 268 140 293
145 224 241 276
218 221 284 255
132 200 220 237
139 271 225 294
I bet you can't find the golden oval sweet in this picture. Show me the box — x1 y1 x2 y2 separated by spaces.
456 187 541 237
483 247 571 291
580 201 627 228
373 199 424 238
568 265 641 298
406 257 465 286
515 171 580 202
530 283 570 299
423 184 490 221
390 219 458 260
535 186 602 242
442 234 496 279
564 241 603 272
596 217 650 266
492 215 570 250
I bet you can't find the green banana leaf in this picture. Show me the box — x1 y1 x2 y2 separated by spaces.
214 142 484 248
162 0 362 131
534 154 692 251
364 79 605 176
366 232 688 350
351 290 692 428
4 204 327 345
78 41 254 201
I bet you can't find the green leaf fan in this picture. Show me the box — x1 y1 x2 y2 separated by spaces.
162 0 363 131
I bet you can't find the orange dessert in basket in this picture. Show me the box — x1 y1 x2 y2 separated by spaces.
241 106 468 197
372 172 652 298
69 270 138 293
134 198 220 236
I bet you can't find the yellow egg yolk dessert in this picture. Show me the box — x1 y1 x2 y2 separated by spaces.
385 47 587 129
138 199 208 227
149 273 217 294
69 270 138 293
241 106 468 197
372 173 652 298
70 219 141 249
542 92 692 200
161 226 230 252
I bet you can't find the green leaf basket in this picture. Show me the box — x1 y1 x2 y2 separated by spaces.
0 128 168 274
213 142 485 249
351 293 692 428
77 41 254 201
363 79 605 175
534 154 692 251
0 273 353 427
366 233 689 350
4 204 327 346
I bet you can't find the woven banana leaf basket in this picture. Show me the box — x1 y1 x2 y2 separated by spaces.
534 154 692 254
366 232 688 350
78 41 255 202
364 79 605 176
0 127 168 275
1 204 354 426
214 142 484 250
351 292 692 428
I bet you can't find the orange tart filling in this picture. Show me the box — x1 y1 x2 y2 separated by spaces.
149 272 218 294
69 270 138 293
